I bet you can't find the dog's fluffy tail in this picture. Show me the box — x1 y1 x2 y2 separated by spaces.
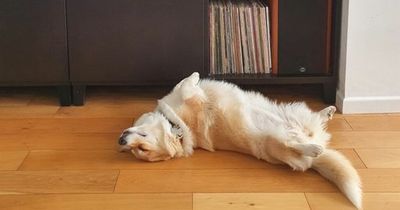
312 149 362 209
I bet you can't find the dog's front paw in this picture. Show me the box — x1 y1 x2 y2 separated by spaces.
188 72 200 85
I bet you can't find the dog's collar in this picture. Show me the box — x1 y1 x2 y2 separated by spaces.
164 115 183 143
158 111 184 143
156 100 195 156
169 120 184 143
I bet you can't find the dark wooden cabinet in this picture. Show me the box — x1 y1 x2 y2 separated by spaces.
278 0 332 75
0 0 342 105
211 0 342 103
67 0 205 85
0 0 71 104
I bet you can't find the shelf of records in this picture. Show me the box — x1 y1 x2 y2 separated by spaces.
209 0 272 75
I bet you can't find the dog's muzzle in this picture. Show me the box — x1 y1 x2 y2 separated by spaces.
118 130 131 145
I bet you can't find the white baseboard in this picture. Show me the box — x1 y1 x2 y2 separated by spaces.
336 91 400 114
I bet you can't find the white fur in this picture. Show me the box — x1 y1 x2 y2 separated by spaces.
120 72 362 208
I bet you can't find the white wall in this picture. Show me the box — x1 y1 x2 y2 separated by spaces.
336 0 400 114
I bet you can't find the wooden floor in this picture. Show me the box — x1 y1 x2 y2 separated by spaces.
1 85 400 210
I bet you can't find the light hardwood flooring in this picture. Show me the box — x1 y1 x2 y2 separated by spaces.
1 85 400 210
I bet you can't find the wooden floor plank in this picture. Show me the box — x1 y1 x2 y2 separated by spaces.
0 151 28 170
28 118 134 133
115 169 337 193
55 101 156 118
0 134 28 151
0 93 32 107
19 150 278 170
2 86 400 209
0 106 59 118
306 193 400 210
359 169 400 192
25 133 120 150
19 149 363 170
356 149 400 168
193 193 310 210
0 118 133 134
0 193 192 210
338 149 366 169
327 118 353 132
363 193 400 210
331 131 400 149
305 193 355 210
345 115 400 131
0 170 118 194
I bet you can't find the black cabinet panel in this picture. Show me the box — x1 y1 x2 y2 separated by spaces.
278 0 331 75
67 0 205 84
0 0 68 84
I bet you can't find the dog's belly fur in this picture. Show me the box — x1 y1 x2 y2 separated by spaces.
174 79 320 170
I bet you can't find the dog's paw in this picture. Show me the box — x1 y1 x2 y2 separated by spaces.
188 72 200 85
302 144 324 157
287 157 313 171
320 106 336 120
326 106 336 119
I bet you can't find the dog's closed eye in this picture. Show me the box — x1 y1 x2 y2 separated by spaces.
137 132 147 137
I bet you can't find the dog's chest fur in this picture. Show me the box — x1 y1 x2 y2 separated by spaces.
174 81 258 155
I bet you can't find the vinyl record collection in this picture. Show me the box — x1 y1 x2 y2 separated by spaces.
210 0 272 75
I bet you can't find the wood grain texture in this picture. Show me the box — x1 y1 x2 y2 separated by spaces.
0 118 133 134
19 149 363 170
0 193 192 210
0 92 32 107
0 170 118 194
331 131 400 149
115 169 337 193
24 133 120 150
55 100 156 118
19 150 272 170
359 169 400 192
2 85 400 209
306 193 400 210
305 193 356 210
0 151 28 170
338 149 366 169
327 118 353 132
356 149 400 168
193 193 310 210
345 115 400 131
0 134 28 150
0 106 59 118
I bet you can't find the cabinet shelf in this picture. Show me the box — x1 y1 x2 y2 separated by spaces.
210 74 334 85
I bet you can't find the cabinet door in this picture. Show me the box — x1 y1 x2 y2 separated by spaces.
67 0 205 85
0 0 68 84
278 0 332 75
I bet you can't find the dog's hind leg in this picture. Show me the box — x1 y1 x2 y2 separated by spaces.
319 106 336 122
264 139 313 171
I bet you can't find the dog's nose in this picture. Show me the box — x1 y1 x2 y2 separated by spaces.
119 137 127 145
118 130 132 145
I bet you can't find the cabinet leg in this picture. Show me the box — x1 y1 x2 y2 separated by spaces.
72 85 86 106
323 82 336 104
57 85 72 106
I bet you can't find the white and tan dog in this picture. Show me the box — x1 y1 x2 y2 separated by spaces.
119 72 362 209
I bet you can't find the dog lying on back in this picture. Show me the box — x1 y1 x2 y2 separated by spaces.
118 72 362 209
